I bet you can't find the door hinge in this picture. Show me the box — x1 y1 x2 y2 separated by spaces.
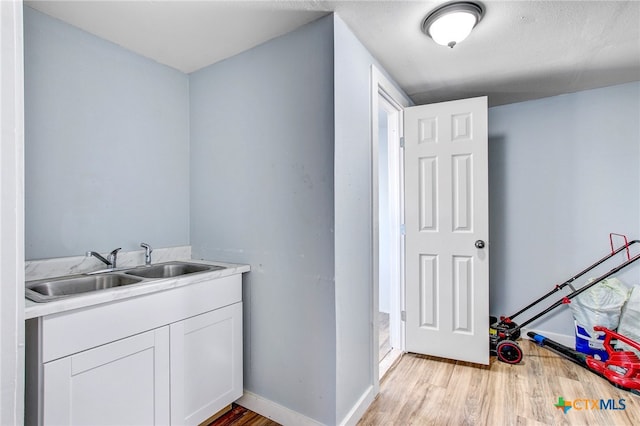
400 136 405 148
400 224 406 235
401 310 406 322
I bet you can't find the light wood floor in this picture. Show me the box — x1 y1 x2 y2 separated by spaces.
359 339 640 425
214 339 640 425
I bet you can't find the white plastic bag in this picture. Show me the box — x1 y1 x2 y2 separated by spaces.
617 285 640 356
570 277 630 339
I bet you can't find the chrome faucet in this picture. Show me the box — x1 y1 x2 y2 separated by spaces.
108 248 121 268
86 251 110 266
140 242 153 266
86 247 121 268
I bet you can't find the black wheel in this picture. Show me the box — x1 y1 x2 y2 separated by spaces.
497 340 523 364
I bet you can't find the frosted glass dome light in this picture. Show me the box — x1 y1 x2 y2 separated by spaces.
422 2 484 48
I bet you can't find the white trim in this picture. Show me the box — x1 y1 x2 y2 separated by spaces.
236 391 324 426
370 65 410 397
0 1 25 424
379 348 403 379
371 67 412 108
337 385 376 426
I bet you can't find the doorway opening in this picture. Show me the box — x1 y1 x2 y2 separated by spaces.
377 98 402 376
371 66 410 384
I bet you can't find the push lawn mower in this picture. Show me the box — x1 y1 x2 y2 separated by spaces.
491 235 640 364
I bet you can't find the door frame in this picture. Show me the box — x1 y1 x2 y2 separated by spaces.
370 66 411 390
377 94 403 356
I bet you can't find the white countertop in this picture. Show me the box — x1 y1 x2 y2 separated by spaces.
25 260 250 320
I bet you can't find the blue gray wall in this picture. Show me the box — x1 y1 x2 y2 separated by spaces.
333 15 410 424
488 81 640 336
189 15 336 424
333 16 375 422
24 7 190 259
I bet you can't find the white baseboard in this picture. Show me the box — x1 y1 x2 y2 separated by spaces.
521 327 575 347
337 385 376 426
235 391 324 426
237 385 377 426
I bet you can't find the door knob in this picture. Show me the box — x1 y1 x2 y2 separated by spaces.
475 240 485 249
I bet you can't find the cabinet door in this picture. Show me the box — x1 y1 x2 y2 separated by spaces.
43 327 170 426
170 302 243 426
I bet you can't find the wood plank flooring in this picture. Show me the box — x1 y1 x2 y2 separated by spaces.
208 404 279 426
358 339 640 425
212 339 640 425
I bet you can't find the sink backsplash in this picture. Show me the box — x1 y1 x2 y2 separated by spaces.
25 246 192 281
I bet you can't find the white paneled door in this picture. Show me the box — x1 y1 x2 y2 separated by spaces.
404 97 489 365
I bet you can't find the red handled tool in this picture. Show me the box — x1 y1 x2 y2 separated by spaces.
585 326 640 393
529 328 640 395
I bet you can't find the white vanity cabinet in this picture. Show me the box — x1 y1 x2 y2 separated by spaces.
26 273 244 426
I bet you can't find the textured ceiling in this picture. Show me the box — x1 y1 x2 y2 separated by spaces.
26 0 640 106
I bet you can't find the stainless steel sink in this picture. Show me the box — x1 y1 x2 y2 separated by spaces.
26 274 144 303
25 261 223 303
124 261 222 279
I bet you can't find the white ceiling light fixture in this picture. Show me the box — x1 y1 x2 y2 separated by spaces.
422 1 484 48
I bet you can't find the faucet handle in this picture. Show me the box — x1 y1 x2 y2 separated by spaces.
108 248 122 268
140 242 153 265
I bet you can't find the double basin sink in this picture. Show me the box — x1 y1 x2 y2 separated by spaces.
26 261 223 303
